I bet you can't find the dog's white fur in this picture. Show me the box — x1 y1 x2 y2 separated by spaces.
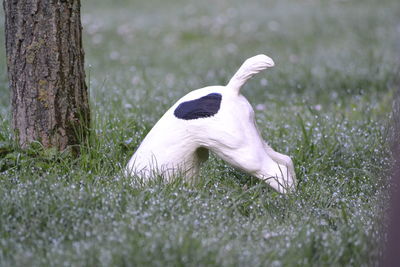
126 54 296 193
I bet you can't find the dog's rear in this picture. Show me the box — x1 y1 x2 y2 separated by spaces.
126 54 296 193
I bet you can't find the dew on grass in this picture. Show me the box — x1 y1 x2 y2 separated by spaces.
91 34 103 45
117 24 132 36
260 78 269 87
268 20 280 32
165 73 175 88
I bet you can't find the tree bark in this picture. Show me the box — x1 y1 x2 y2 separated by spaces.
3 0 90 151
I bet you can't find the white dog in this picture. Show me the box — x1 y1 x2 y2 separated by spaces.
126 54 296 193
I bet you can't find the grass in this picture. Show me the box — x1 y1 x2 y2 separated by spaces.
0 0 399 266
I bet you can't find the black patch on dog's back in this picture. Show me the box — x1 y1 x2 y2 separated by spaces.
174 93 222 120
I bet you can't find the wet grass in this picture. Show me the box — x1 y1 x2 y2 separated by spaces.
0 0 399 266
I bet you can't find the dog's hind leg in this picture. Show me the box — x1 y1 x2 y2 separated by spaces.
262 142 296 188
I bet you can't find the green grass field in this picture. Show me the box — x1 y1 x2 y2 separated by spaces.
1 0 399 266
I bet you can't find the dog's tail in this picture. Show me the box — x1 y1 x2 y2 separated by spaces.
226 54 275 95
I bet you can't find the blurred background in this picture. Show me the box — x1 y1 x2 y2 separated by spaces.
1 0 399 120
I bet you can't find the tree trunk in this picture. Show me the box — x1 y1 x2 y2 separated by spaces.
3 0 90 151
